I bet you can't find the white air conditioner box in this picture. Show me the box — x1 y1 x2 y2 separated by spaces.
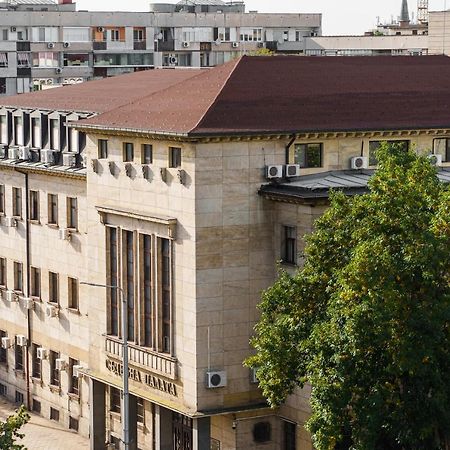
55 67 62 74
16 335 27 347
8 146 19 160
285 164 300 177
265 165 283 179
55 358 67 371
182 41 190 48
37 347 47 360
6 290 17 303
22 297 34 310
97 27 105 32
47 42 55 49
350 156 369 170
169 56 178 65
41 149 55 164
0 144 7 158
46 303 59 318
1 337 11 349
63 42 70 48
18 146 30 160
62 153 76 167
72 365 84 378
232 42 239 48
59 228 71 241
206 371 227 388
5 217 17 228
428 154 443 166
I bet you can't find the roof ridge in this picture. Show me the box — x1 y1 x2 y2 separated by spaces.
188 56 243 134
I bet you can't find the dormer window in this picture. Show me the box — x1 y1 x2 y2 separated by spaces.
14 115 23 146
0 115 7 144
49 118 58 150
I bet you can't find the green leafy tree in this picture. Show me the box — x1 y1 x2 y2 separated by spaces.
246 144 450 450
0 405 30 450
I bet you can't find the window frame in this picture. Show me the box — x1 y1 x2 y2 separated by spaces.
47 193 58 226
281 225 297 266
12 187 22 218
368 140 410 166
0 185 4 215
123 142 134 163
48 271 59 304
66 197 78 230
15 343 24 372
0 331 7 364
13 261 23 293
31 343 42 379
293 143 323 169
0 257 6 288
110 386 121 413
29 190 40 222
68 277 79 310
49 350 60 387
168 147 181 168
141 144 153 164
30 266 41 299
98 139 108 159
68 357 79 395
433 137 450 162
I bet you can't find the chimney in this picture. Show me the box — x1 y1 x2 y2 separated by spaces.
399 0 410 25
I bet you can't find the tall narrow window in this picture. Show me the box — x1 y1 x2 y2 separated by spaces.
15 343 24 371
110 387 121 413
49 272 59 304
141 144 152 164
49 350 60 386
0 258 6 287
48 193 58 225
29 190 39 221
137 398 144 424
30 267 41 298
142 235 152 347
68 277 78 310
32 344 41 379
98 139 108 159
169 147 181 168
12 187 22 218
161 238 171 353
68 358 79 395
281 226 297 265
67 197 78 229
31 117 40 148
0 331 7 364
124 230 135 341
13 262 23 292
0 185 4 214
283 421 296 450
123 142 134 162
49 119 58 150
107 228 119 336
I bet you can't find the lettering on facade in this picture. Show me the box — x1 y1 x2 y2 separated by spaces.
105 358 177 397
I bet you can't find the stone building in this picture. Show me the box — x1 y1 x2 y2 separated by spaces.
0 0 321 96
0 55 449 450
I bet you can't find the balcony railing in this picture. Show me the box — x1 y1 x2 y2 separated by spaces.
105 336 178 380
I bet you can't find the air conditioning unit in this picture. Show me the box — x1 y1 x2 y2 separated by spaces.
47 42 55 49
72 365 84 378
10 26 17 32
168 55 178 65
41 149 55 164
46 303 59 318
59 228 71 241
232 42 239 48
0 144 7 159
18 146 30 161
36 347 48 360
55 68 62 74
250 367 259 384
63 42 70 48
55 358 67 371
265 165 283 179
5 217 17 228
257 42 264 48
6 291 18 303
8 146 19 160
285 164 300 177
206 371 227 388
428 154 443 166
1 337 11 349
16 335 27 347
182 41 190 48
45 78 53 85
97 26 105 33
62 153 76 167
75 78 83 83
22 297 34 310
350 156 369 170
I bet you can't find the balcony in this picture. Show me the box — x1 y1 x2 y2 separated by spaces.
93 41 106 51
133 40 146 51
17 41 30 52
105 336 177 380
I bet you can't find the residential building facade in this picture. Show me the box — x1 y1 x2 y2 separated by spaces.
0 56 449 450
0 0 321 96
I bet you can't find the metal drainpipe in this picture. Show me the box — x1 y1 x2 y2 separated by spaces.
285 134 297 164
15 168 31 410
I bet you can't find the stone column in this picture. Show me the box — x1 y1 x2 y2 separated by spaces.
89 378 106 450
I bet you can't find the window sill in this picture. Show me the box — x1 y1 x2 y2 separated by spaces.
47 223 59 229
110 411 121 419
31 376 43 386
49 384 61 394
68 392 80 402
67 308 80 315
14 369 25 378
280 260 297 268
12 216 22 221
30 296 41 302
66 227 78 233
30 220 41 225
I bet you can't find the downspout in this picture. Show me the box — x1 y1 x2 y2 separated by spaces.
15 168 31 410
285 134 297 164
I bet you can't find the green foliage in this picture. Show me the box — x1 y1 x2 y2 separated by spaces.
0 405 30 450
247 48 275 56
246 144 450 449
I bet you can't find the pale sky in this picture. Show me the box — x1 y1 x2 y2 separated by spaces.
76 0 448 35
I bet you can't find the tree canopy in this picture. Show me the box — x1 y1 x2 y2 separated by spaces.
246 144 450 449
0 405 29 450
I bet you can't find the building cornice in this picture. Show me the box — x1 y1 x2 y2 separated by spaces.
0 161 86 180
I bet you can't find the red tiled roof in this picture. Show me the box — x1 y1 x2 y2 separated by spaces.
1 68 203 114
78 55 450 136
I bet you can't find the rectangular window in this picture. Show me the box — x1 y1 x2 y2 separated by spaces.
281 226 297 265
50 407 59 421
0 258 6 287
294 143 322 168
49 119 58 150
67 197 78 230
12 187 22 218
32 344 41 379
13 262 23 292
133 29 145 41
15 344 24 371
32 399 41 413
98 139 108 159
283 421 296 450
368 140 410 166
142 235 152 347
30 190 39 222
169 147 181 168
30 267 41 298
0 185 4 214
31 117 40 148
0 331 7 364
107 227 119 336
141 144 153 164
68 358 79 395
48 193 58 225
123 142 134 162
110 29 120 41
161 238 171 353
69 416 79 431
15 391 24 405
110 387 121 413
137 398 144 424
0 384 6 397
123 230 135 341
49 272 59 304
49 350 60 386
68 277 79 310
433 138 450 162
